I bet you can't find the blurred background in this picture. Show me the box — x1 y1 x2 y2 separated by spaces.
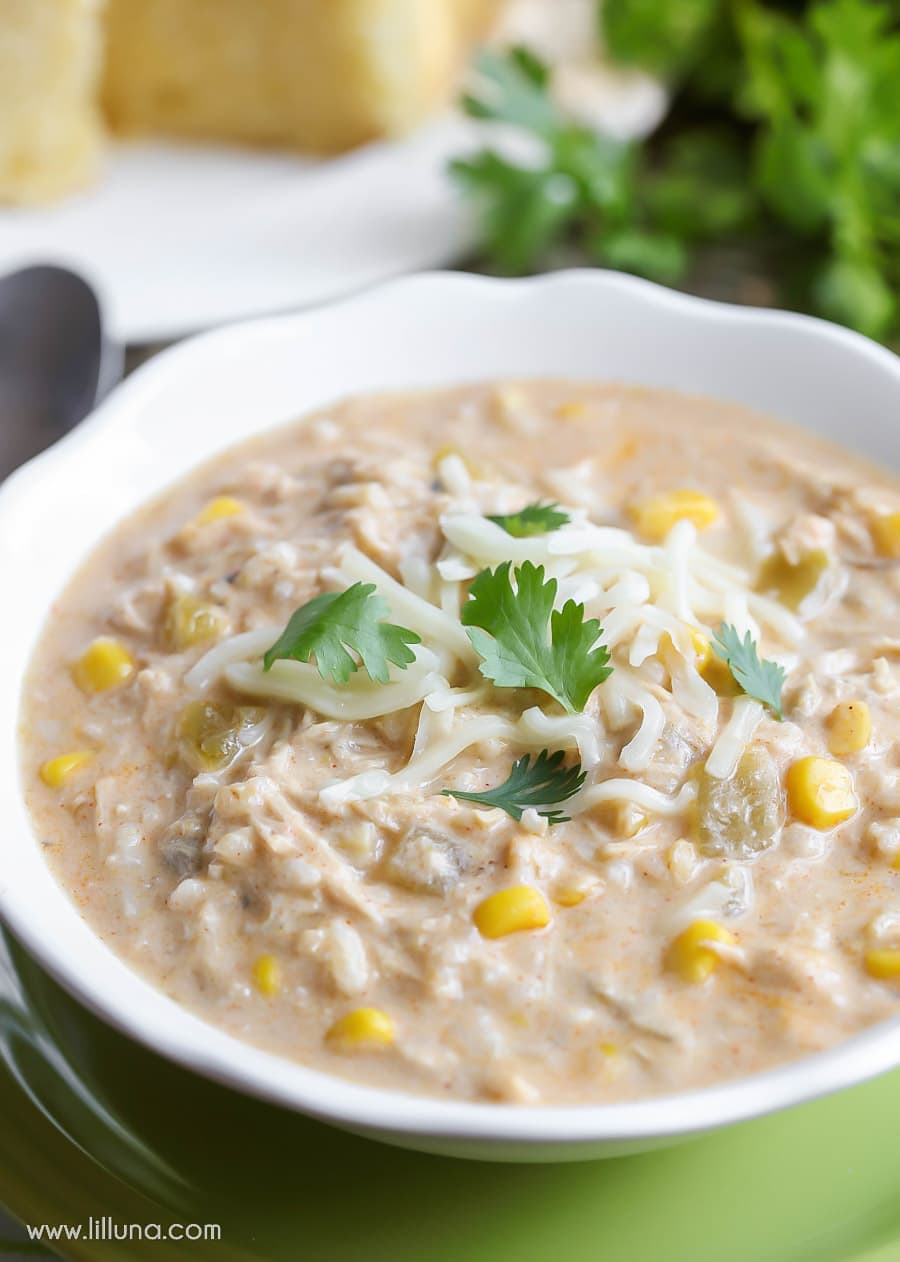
0 0 897 353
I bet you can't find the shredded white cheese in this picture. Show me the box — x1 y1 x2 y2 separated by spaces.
193 472 804 822
571 779 697 818
518 706 604 770
186 627 282 692
705 697 765 780
225 654 445 722
668 866 754 932
330 545 475 664
320 716 518 804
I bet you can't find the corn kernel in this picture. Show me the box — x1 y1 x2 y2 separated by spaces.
786 756 857 830
557 400 586 419
554 888 586 908
700 651 742 697
594 800 650 839
193 496 244 526
667 920 736 983
871 511 900 558
252 954 281 997
597 1040 625 1078
164 594 228 651
432 445 481 478
554 878 598 907
326 1007 395 1051
473 886 551 939
662 628 712 673
826 701 872 757
628 490 719 541
757 550 829 610
40 750 94 788
614 803 649 838
864 949 900 981
71 638 135 693
688 629 713 671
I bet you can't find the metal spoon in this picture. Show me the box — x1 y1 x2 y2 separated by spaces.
0 265 122 481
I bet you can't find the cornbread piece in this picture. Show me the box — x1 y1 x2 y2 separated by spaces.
102 0 504 154
0 0 104 204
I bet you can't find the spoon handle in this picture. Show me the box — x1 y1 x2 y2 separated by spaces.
0 266 123 480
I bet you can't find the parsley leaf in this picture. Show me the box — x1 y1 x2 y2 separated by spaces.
263 583 421 685
712 623 786 719
461 561 613 713
487 501 570 538
442 749 586 824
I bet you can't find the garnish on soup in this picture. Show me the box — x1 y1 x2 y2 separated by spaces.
462 561 613 714
442 749 586 824
712 623 787 719
486 500 570 538
263 582 421 683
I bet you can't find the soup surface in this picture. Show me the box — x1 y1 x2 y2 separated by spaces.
20 381 900 1105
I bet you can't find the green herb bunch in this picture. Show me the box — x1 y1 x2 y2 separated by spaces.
451 0 900 340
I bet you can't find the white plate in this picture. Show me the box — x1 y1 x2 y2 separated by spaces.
0 25 664 349
2 271 900 1162
0 119 476 345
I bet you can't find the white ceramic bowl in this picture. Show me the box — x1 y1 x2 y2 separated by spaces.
2 271 900 1163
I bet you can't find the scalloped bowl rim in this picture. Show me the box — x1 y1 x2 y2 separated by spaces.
2 270 900 1157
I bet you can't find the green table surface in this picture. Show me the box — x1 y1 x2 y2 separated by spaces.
3 928 900 1262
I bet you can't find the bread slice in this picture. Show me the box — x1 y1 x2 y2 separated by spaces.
102 0 504 153
0 0 104 204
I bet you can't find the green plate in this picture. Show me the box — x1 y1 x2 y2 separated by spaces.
3 927 900 1262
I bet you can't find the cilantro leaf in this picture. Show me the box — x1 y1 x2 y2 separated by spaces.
452 3 900 341
487 501 570 538
263 583 421 685
442 749 586 824
451 48 720 283
736 0 900 338
461 47 559 138
461 561 613 713
712 623 786 719
450 149 584 274
451 48 654 278
602 0 726 81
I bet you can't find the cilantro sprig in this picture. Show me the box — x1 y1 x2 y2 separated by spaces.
712 623 786 719
452 2 900 341
442 749 586 824
461 561 613 713
263 583 421 684
487 501 570 538
451 48 688 281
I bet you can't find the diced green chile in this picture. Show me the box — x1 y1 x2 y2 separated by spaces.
178 701 267 772
695 747 784 858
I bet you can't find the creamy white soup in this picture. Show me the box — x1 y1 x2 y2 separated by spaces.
20 381 900 1105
